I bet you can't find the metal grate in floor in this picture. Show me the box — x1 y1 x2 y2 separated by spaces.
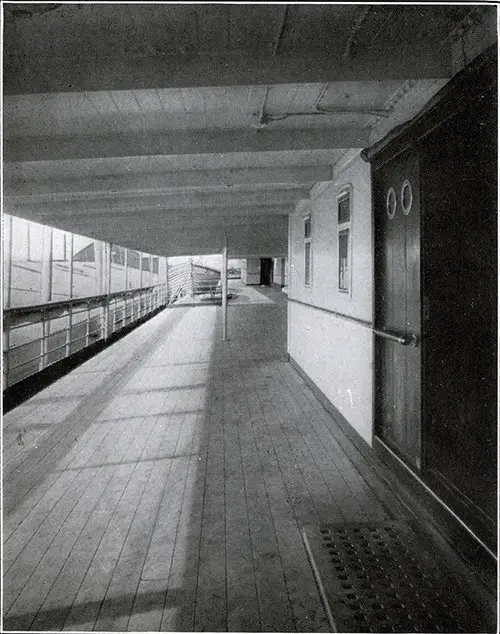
302 521 486 633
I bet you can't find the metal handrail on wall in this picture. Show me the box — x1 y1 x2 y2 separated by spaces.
3 283 169 390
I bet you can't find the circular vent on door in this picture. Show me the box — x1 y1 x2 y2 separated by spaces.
401 180 413 215
386 187 396 219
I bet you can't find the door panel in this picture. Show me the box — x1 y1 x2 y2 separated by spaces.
375 152 421 469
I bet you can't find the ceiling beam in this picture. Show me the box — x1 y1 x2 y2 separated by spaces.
4 151 339 177
56 215 288 236
4 44 452 95
5 127 369 163
4 165 332 195
7 205 293 231
6 188 306 217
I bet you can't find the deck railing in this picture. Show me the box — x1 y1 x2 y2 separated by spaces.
3 283 169 389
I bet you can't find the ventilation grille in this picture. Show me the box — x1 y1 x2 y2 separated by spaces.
303 521 486 633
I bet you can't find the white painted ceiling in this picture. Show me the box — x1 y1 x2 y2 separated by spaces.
2 3 483 256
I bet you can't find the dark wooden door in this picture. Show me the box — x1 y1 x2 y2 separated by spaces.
374 152 421 469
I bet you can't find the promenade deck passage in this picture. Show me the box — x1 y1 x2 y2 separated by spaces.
2 285 490 632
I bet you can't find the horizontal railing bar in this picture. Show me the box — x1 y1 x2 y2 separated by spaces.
9 320 103 351
4 284 166 387
4 284 165 318
9 325 106 365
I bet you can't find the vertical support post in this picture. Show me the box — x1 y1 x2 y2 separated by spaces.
40 310 50 371
149 255 153 311
3 215 13 389
165 257 170 305
66 304 73 358
69 234 74 298
66 233 74 357
4 214 13 309
94 240 104 339
124 248 129 325
40 226 53 370
222 236 228 341
94 238 103 294
104 243 112 340
189 258 194 301
139 252 143 317
3 325 10 389
85 300 90 347
41 225 52 303
124 248 129 290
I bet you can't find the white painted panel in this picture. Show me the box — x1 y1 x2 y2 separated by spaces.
241 258 261 285
290 301 373 445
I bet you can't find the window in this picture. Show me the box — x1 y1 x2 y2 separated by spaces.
52 228 69 261
304 215 312 286
337 188 351 293
128 250 141 270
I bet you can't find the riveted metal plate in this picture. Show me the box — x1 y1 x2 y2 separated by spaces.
302 521 486 633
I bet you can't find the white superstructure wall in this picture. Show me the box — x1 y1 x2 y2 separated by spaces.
288 153 374 445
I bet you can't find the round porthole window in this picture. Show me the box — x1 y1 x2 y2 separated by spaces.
386 187 396 219
401 179 413 215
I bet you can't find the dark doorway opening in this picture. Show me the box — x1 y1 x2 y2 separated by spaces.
260 258 273 286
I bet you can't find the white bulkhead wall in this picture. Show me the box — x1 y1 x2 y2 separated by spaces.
241 258 261 285
288 153 373 444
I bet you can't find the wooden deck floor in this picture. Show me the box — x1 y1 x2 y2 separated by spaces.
2 286 482 632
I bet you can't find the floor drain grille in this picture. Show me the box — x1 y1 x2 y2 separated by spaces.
302 521 487 633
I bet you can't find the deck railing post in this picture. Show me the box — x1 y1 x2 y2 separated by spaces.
3 216 13 387
66 304 72 358
40 308 49 371
85 300 90 346
3 326 10 389
222 236 228 341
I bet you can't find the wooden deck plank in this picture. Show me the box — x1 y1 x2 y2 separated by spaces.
192 369 228 632
223 363 261 633
160 409 208 633
5 286 475 633
251 360 331 632
3 466 100 615
28 419 154 631
92 413 186 632
4 415 136 579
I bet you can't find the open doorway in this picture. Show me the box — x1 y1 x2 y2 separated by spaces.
259 258 273 286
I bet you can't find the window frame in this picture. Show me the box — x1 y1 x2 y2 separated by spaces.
337 186 353 295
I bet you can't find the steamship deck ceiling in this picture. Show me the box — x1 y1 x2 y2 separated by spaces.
3 4 490 256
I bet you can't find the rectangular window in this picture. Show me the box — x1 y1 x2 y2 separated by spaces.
111 246 126 266
338 229 350 292
304 215 312 286
337 190 351 293
128 250 141 270
52 229 68 261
